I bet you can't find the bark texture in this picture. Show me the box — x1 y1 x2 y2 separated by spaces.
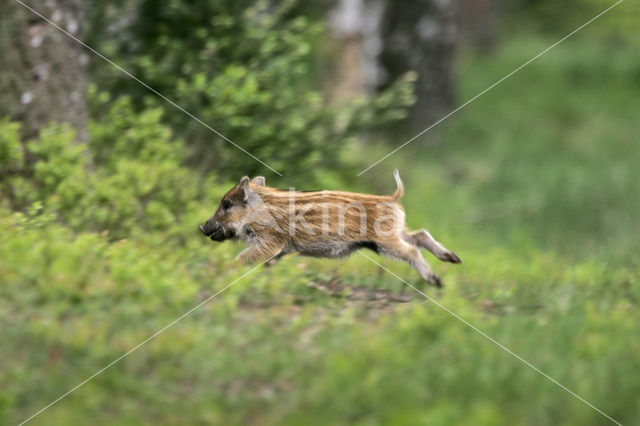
0 0 88 142
378 0 459 130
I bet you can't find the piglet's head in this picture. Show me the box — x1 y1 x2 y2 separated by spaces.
199 176 265 241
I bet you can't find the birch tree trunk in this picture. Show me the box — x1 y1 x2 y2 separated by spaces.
326 0 459 131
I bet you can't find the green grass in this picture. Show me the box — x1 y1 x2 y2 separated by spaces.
2 35 640 425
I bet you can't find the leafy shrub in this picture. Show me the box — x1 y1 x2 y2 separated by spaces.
0 96 222 240
87 0 416 182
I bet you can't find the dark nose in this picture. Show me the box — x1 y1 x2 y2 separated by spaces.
200 222 221 237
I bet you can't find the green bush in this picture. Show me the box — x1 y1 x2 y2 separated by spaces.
87 0 415 182
0 96 223 240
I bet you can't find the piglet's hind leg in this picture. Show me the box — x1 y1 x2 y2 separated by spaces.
403 229 461 264
380 239 442 287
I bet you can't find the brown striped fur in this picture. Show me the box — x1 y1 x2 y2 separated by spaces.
199 170 461 287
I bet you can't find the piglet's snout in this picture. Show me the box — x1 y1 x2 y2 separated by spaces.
199 222 220 237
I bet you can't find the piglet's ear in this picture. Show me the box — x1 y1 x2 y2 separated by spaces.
251 176 265 187
239 176 250 187
238 176 251 202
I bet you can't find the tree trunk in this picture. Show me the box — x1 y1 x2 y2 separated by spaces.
0 0 88 143
378 0 459 131
326 0 385 102
325 0 459 132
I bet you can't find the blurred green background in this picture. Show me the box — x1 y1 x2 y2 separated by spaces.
1 0 639 424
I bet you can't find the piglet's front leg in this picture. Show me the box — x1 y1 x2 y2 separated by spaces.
236 243 286 264
264 250 290 267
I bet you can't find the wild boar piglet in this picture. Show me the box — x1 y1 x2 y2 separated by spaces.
199 170 461 287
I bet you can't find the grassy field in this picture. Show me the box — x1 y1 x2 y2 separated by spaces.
2 35 640 425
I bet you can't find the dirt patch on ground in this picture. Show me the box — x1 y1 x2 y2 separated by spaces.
308 278 415 304
236 277 422 315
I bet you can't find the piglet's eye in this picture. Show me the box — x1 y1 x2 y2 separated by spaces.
221 200 232 211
